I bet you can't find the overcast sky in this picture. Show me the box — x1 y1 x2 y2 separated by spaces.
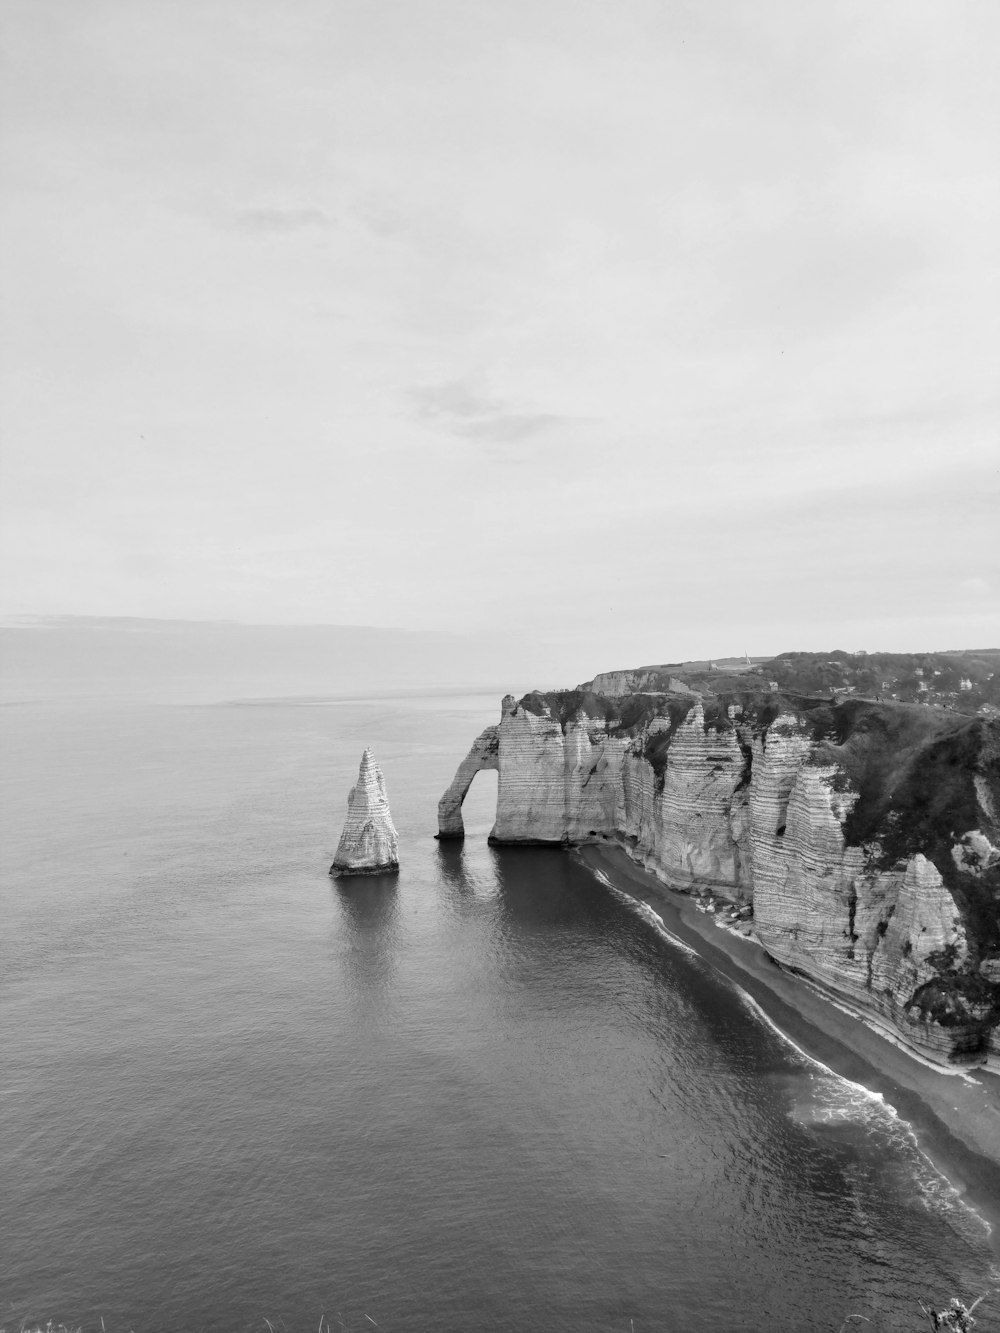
1 0 998 676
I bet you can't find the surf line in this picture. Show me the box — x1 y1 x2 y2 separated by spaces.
793 971 981 1084
589 867 699 959
582 855 994 1244
732 983 993 1243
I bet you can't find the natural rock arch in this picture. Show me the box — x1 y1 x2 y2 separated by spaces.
436 725 500 839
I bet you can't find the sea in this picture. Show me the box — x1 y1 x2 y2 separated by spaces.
2 684 999 1333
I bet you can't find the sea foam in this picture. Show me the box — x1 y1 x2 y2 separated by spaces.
590 868 699 958
588 861 994 1250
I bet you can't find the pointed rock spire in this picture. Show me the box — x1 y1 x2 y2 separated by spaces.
330 748 400 876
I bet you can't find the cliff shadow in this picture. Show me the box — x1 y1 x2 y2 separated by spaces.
489 843 604 931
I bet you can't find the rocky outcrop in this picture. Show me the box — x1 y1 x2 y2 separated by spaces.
331 749 399 876
581 668 694 697
439 685 1000 1065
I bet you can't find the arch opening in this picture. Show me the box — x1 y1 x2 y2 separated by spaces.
459 767 498 840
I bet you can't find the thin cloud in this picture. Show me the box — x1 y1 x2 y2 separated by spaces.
409 380 569 443
456 413 566 443
960 577 992 597
818 395 1000 436
410 381 509 421
232 207 336 233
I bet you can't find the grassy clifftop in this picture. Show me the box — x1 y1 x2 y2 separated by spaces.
579 649 1000 716
760 648 1000 714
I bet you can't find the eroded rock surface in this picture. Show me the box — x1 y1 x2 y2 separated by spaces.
439 685 1000 1064
581 668 694 697
331 748 399 876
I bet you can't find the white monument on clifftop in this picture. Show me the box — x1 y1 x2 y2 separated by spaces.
330 748 399 877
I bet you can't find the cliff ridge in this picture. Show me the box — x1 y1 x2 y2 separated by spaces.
439 671 1000 1065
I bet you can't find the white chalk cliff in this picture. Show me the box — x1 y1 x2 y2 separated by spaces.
331 748 399 876
439 687 1000 1066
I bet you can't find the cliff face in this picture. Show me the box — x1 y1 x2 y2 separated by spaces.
584 669 695 697
440 689 1000 1065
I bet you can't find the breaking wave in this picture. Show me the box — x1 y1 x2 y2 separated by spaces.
590 868 699 958
733 986 994 1249
588 860 994 1253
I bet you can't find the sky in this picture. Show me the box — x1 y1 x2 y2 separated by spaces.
1 0 998 682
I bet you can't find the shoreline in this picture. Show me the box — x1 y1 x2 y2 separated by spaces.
575 842 1000 1256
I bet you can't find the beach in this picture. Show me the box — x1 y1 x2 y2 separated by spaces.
577 842 1000 1253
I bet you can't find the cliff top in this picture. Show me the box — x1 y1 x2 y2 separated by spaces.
579 648 1000 716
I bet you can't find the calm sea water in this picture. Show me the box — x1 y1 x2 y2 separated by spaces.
1 691 997 1333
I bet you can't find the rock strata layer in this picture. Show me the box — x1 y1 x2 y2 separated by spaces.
440 687 1000 1066
331 748 399 876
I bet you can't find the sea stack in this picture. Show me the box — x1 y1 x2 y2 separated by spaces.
330 748 400 877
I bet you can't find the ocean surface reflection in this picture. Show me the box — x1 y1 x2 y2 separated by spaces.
1 696 996 1333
